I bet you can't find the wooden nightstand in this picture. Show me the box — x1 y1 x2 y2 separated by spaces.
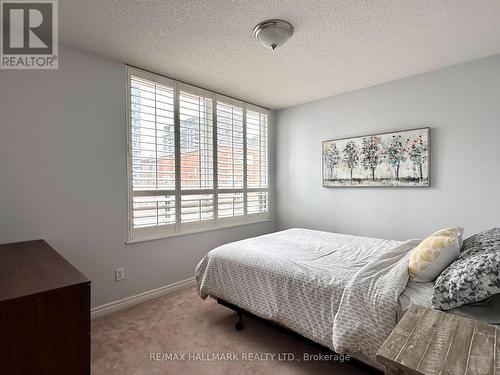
376 305 499 375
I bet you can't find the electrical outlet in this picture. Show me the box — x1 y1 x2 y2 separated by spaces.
115 267 125 281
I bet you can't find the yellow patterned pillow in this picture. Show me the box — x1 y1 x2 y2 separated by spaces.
408 227 464 282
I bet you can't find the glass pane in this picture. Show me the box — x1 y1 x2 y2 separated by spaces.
247 191 269 214
218 192 244 218
130 76 175 191
180 91 213 190
181 194 214 223
132 195 176 228
217 102 244 189
246 111 268 189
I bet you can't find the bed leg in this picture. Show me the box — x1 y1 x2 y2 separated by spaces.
234 310 244 331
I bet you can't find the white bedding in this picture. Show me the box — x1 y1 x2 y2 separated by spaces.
196 228 412 356
331 238 420 359
398 280 434 319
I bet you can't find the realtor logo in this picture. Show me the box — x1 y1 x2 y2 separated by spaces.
1 0 58 69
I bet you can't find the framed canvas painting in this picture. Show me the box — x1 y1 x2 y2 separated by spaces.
322 127 430 187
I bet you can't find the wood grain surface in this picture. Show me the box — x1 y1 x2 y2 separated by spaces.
376 305 498 375
0 239 89 302
0 239 90 374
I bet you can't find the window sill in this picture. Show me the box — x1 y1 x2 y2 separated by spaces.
126 218 273 245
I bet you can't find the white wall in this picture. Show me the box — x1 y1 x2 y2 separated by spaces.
276 55 500 240
0 45 276 307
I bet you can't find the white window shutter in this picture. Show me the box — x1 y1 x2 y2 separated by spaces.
127 68 270 241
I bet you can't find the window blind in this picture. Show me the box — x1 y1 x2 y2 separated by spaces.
130 75 176 235
127 67 270 241
179 90 215 227
179 91 213 191
217 102 244 190
246 110 269 215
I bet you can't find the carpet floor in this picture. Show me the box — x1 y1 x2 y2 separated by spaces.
91 287 377 375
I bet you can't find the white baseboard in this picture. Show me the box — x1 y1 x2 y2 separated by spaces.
91 277 196 320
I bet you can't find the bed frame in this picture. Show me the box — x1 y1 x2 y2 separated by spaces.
216 298 382 374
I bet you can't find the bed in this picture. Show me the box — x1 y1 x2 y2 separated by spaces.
196 228 430 368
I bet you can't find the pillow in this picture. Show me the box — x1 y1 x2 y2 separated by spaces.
408 227 463 282
432 228 500 311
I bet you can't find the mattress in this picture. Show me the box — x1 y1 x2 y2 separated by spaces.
196 228 402 349
398 281 500 325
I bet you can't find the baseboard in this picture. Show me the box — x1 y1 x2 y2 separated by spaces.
91 277 196 320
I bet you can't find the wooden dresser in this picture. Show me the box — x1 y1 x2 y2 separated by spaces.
376 305 499 375
0 240 90 375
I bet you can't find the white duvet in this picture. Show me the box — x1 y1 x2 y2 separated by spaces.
195 228 418 361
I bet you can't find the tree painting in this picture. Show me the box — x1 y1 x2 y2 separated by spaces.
361 136 382 181
386 135 407 181
324 143 341 180
408 135 428 182
342 140 359 182
322 128 430 187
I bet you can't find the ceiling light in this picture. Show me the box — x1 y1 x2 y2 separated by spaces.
253 19 294 50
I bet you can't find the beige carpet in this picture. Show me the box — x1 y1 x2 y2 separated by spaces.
92 287 377 375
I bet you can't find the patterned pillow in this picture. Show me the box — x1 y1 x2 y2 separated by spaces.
432 228 500 310
408 227 463 282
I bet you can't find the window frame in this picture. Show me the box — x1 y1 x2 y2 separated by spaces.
126 67 271 243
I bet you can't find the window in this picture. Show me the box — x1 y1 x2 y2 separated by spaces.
127 67 270 241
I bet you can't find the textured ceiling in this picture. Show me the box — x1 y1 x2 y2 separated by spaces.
60 0 500 109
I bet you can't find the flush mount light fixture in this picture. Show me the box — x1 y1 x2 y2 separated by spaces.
253 19 294 50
